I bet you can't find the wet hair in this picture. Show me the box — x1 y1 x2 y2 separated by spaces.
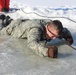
48 20 63 35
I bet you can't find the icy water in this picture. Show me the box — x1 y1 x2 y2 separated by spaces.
0 36 76 75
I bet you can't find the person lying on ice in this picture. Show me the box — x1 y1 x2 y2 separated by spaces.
0 14 73 58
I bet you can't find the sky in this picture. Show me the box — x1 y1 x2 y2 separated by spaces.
17 0 76 7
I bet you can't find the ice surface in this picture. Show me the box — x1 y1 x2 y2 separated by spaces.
0 36 76 75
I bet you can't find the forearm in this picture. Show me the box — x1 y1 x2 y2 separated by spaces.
60 28 73 45
27 28 58 58
27 40 48 57
27 27 48 57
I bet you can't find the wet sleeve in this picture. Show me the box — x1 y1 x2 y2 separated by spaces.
59 28 73 45
27 28 48 57
0 19 22 36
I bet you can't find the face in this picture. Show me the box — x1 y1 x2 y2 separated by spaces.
46 25 59 39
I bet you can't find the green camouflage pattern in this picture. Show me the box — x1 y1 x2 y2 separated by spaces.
0 19 52 57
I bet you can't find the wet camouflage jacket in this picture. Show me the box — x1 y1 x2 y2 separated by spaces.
0 19 52 57
0 19 73 57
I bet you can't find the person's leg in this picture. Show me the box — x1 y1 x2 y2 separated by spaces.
0 14 6 30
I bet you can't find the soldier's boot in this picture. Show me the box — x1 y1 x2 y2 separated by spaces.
0 14 13 28
0 14 6 30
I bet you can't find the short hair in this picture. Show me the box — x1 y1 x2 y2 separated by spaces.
48 20 63 35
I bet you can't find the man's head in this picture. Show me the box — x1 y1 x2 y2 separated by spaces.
46 20 63 39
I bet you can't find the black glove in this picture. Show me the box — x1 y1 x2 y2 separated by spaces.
61 28 73 45
3 16 13 27
66 37 73 45
0 14 13 27
0 14 6 20
47 46 58 58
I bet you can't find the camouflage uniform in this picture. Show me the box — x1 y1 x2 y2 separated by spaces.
0 19 52 57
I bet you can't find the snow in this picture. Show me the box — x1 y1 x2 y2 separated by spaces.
0 0 76 75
